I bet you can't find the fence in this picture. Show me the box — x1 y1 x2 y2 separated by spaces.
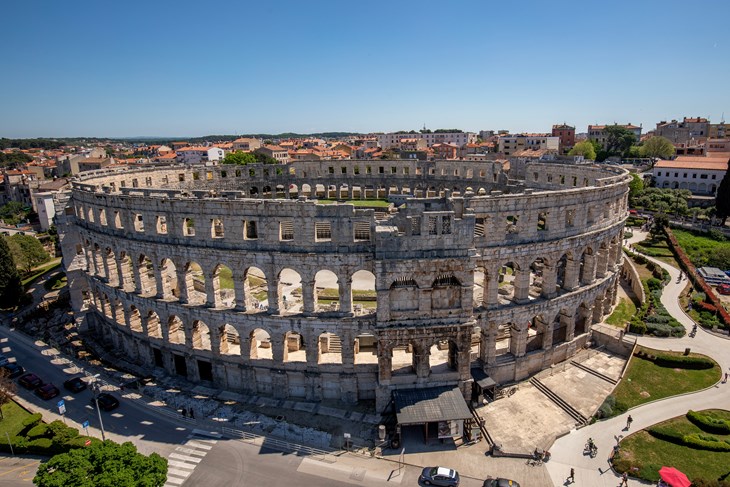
221 427 336 462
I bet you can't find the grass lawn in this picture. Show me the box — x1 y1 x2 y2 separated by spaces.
635 236 680 268
612 346 720 412
21 260 62 287
615 410 730 483
316 199 391 208
43 272 67 291
673 228 730 269
0 401 32 438
606 298 637 327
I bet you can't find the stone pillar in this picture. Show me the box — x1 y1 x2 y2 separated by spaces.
541 264 557 298
603 291 613 314
204 269 216 307
86 248 97 276
415 345 430 378
152 261 165 299
563 311 575 342
510 323 528 358
581 253 597 285
564 258 580 290
514 267 531 303
540 316 553 350
484 267 500 308
301 279 316 315
305 333 319 366
596 250 609 278
115 256 127 290
480 322 497 365
133 262 144 294
592 296 604 323
101 253 111 283
267 278 279 314
176 268 189 304
339 277 353 315
340 329 354 367
210 327 221 357
378 346 392 382
233 277 246 311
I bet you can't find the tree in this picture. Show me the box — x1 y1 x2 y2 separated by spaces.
568 140 596 160
604 125 637 157
6 235 50 274
0 202 28 226
641 136 675 163
0 237 21 309
222 151 257 165
650 213 669 239
0 369 16 419
34 440 168 487
716 170 730 226
628 173 644 204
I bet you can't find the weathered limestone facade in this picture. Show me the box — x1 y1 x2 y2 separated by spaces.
57 160 630 412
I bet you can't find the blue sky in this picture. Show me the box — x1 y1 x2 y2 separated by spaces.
1 0 728 138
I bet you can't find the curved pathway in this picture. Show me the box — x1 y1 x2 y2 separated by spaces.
546 230 730 486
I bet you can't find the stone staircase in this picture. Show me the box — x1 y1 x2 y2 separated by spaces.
327 333 342 354
530 377 588 426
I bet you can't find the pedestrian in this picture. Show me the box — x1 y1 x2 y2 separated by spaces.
568 467 575 483
189 407 195 419
724 373 728 384
626 415 633 429
621 471 628 486
182 408 187 418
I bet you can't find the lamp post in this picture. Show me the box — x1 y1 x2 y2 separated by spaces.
89 373 106 441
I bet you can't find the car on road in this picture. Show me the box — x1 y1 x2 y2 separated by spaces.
18 372 43 389
420 466 460 486
0 355 10 367
1 363 25 378
63 377 87 393
483 478 521 487
93 393 119 411
35 383 60 400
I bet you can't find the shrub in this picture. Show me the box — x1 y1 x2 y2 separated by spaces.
648 425 684 444
26 423 49 439
629 320 647 334
653 354 714 370
596 395 616 418
646 322 673 337
687 410 730 434
21 413 42 429
27 437 53 452
692 478 730 487
683 433 730 452
647 277 662 291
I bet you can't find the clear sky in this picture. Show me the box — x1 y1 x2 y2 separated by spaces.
1 0 729 138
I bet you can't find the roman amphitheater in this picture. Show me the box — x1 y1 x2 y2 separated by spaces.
58 159 630 413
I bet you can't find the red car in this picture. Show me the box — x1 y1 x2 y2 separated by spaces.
718 283 730 295
18 373 43 390
35 383 60 400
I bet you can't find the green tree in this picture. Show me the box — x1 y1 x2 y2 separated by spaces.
604 125 637 157
0 202 28 226
628 173 644 204
222 151 257 165
6 235 50 274
650 213 669 239
0 369 17 419
0 237 21 308
34 440 168 487
716 170 730 226
641 136 675 163
568 140 596 160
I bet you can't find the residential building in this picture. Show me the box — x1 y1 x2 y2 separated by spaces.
170 141 189 151
232 137 262 152
551 124 575 152
587 124 642 147
709 122 729 139
31 178 70 230
498 134 559 156
655 117 709 144
176 147 225 165
255 145 290 164
652 154 729 194
76 157 113 172
377 131 476 150
707 139 730 153
399 139 427 151
432 143 459 160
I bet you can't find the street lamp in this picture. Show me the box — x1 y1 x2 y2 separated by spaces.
88 373 106 441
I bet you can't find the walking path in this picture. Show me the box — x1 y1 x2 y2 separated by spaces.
546 230 730 486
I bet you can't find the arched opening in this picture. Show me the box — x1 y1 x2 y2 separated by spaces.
556 253 568 291
283 331 306 362
105 248 119 286
288 183 299 198
185 262 205 305
431 274 461 310
580 248 593 284
192 320 211 351
210 218 225 238
391 343 415 375
575 303 591 335
113 299 124 326
118 252 134 291
389 277 419 312
249 328 272 360
352 270 376 315
100 293 112 318
354 333 377 365
137 254 157 296
529 258 547 298
262 185 272 197
160 258 178 299
498 262 518 304
143 310 158 337
278 268 302 314
168 316 185 345
219 324 240 356
429 340 459 374
301 184 312 198
213 264 235 308
245 266 268 311
495 323 513 357
526 315 546 353
552 311 569 345
473 266 487 307
275 184 286 198
317 332 343 364
314 269 339 312
249 186 259 197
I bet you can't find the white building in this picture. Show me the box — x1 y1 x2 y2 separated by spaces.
35 192 56 231
176 147 225 165
498 134 559 155
652 155 728 195
377 132 476 150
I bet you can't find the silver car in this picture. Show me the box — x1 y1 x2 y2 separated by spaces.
420 466 460 486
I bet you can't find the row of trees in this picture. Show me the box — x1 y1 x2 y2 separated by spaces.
222 151 278 165
0 138 64 150
0 152 33 168
569 130 675 163
0 234 50 309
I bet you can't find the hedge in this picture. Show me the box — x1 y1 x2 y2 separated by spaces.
0 418 97 456
648 426 730 452
687 410 730 434
653 354 715 370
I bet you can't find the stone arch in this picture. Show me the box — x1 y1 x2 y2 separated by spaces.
580 247 594 284
498 262 519 303
118 251 134 291
144 310 159 337
526 314 548 353
574 303 591 335
431 274 461 310
314 269 339 312
317 332 343 364
137 254 157 296
192 320 211 351
528 257 550 298
283 331 306 362
249 328 272 360
159 258 178 299
301 184 312 197
100 293 112 318
105 248 119 286
351 269 376 315
391 341 416 376
168 315 185 345
212 263 235 309
219 324 240 356
278 268 302 314
184 261 205 305
244 266 268 311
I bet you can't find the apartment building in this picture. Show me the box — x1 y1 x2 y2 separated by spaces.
652 154 728 195
587 124 642 147
176 147 225 165
498 134 559 156
377 131 476 150
255 145 290 164
655 117 709 144
232 137 262 152
551 123 575 151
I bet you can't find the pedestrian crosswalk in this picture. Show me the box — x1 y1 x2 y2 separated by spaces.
163 429 220 486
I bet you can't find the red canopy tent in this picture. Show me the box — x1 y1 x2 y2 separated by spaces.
658 466 691 487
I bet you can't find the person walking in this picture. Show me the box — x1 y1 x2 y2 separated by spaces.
626 415 633 430
189 407 195 419
620 471 629 486
182 408 187 418
568 467 575 483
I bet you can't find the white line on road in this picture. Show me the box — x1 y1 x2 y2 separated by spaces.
167 460 196 470
169 453 202 463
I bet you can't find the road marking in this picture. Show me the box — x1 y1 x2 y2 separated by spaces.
0 463 37 478
163 432 217 487
164 476 186 485
167 460 196 470
175 446 207 456
167 465 194 475
185 441 213 450
169 453 202 463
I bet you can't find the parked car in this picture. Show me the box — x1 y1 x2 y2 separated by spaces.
717 283 730 295
420 467 460 486
1 363 25 379
0 355 10 367
18 372 43 389
93 393 119 412
35 383 60 400
483 478 521 487
63 377 87 393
